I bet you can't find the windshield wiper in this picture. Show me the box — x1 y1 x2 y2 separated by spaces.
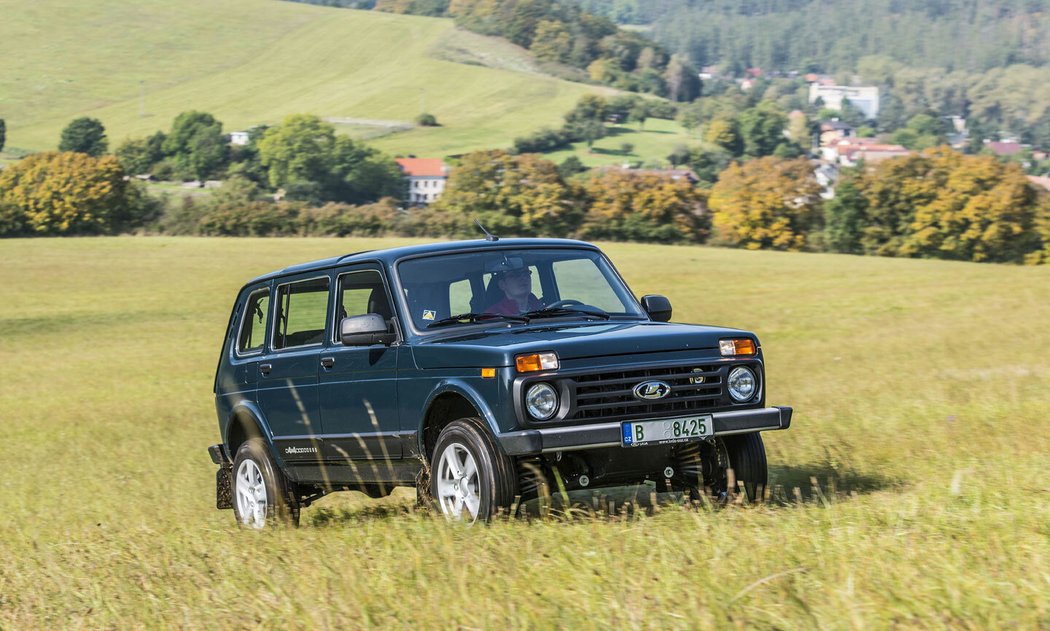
426 312 529 329
523 306 610 321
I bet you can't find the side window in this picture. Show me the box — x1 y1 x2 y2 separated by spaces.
237 288 270 355
552 259 622 312
449 278 473 315
273 277 330 350
335 269 394 340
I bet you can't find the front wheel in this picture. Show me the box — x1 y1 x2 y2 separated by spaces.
232 438 299 528
677 433 768 502
430 418 517 523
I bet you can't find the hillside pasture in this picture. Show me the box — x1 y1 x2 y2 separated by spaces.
0 237 1047 627
0 0 609 159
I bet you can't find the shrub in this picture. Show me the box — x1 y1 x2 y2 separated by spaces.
415 112 440 127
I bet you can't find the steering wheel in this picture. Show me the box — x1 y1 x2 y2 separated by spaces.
546 299 585 309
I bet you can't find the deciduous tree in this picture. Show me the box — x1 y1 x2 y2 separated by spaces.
0 152 145 234
709 157 823 250
579 169 708 242
163 111 228 182
58 117 108 157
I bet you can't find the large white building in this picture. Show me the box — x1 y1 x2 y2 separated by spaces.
396 157 449 205
808 83 880 120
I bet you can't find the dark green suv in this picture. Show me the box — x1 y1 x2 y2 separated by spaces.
209 238 792 525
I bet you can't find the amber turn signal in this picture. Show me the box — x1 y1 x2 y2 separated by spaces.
515 352 559 373
719 338 756 356
481 368 496 379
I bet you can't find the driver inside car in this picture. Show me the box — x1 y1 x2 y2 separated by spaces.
485 264 543 315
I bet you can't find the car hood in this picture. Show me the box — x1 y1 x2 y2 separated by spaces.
411 320 754 369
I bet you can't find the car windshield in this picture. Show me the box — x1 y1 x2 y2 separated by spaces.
397 248 646 332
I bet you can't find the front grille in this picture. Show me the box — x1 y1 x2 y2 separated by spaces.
568 363 724 423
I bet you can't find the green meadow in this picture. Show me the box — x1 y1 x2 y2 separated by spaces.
0 0 611 160
0 237 1047 628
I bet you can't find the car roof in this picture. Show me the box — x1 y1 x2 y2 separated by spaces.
242 238 600 287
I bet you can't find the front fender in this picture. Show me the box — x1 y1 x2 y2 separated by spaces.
417 379 502 453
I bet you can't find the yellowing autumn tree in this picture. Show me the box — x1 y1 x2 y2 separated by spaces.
0 151 144 235
434 150 582 237
579 170 708 242
709 157 823 250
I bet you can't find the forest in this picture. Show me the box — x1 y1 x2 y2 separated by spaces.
576 0 1050 74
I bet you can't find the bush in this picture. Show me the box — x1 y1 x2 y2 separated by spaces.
299 199 400 236
415 112 440 127
511 127 574 154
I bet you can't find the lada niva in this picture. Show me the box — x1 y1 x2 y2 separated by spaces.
208 238 792 526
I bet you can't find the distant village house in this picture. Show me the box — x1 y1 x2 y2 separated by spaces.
396 157 449 205
808 81 880 120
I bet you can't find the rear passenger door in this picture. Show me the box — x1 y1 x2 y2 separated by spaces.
257 274 331 460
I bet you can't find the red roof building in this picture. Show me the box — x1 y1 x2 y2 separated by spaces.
396 158 449 205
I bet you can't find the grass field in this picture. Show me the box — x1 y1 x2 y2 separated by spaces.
0 237 1047 627
0 0 612 159
543 117 699 168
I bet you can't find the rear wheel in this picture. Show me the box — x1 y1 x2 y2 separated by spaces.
232 438 300 528
430 418 517 523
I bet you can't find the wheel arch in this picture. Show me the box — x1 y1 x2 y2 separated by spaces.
418 381 500 460
224 403 276 462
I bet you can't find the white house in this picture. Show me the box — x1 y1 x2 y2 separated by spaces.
808 83 880 120
229 131 251 146
396 157 449 205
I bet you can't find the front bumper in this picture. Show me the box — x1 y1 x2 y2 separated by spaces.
498 406 792 456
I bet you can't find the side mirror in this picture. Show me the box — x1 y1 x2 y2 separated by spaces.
340 314 396 346
640 295 672 322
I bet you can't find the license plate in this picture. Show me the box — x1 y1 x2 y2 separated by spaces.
621 415 713 447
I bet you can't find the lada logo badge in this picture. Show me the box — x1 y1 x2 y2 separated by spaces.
633 380 671 400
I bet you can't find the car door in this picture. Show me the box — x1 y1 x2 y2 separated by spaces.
257 274 331 461
318 266 402 461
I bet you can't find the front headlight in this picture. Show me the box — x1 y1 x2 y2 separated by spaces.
525 382 558 420
727 366 757 402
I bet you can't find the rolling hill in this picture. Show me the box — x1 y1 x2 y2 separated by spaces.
0 0 617 158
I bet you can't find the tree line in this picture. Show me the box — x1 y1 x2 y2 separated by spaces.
581 0 1050 74
285 0 700 100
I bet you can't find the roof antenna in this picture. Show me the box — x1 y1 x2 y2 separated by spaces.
474 218 499 242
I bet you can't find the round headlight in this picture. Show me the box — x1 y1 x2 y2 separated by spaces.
727 366 757 402
525 383 558 420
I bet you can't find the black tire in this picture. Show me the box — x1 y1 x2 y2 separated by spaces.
430 417 517 523
718 433 768 502
231 438 300 528
678 434 767 503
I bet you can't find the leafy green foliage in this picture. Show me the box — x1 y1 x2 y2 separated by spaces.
58 117 108 157
636 0 1050 74
443 0 692 98
256 114 402 204
415 112 439 127
162 111 228 182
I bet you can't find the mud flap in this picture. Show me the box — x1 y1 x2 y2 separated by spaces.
216 465 233 510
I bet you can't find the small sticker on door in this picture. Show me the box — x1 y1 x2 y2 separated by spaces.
422 309 436 321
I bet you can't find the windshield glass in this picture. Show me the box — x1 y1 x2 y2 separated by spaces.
396 248 645 332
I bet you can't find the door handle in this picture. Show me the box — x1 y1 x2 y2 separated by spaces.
320 357 335 369
259 363 272 375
